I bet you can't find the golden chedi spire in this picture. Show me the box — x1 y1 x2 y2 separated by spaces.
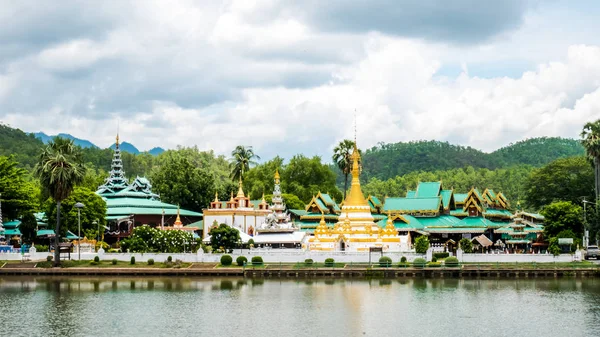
344 143 369 207
236 176 245 198
274 169 280 184
174 205 183 228
214 191 219 203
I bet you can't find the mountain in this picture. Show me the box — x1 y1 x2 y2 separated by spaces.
359 137 584 181
148 147 165 156
109 142 140 155
0 124 44 168
34 132 99 149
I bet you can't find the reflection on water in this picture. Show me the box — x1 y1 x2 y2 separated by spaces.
1 277 600 337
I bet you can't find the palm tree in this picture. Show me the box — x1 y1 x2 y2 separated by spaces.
332 139 356 199
230 145 260 182
582 119 600 201
34 138 85 266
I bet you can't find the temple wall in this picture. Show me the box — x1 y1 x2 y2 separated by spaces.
203 213 267 238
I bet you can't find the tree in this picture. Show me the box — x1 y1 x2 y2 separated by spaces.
150 150 215 212
19 212 38 244
264 193 305 210
332 139 355 200
230 145 260 182
0 156 39 220
414 235 430 254
208 223 240 252
459 238 473 253
33 137 85 266
282 155 342 203
541 201 583 238
524 157 594 209
581 119 600 200
43 187 107 239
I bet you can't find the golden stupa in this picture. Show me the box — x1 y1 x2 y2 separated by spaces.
308 143 405 252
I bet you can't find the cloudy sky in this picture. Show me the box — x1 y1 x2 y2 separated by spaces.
1 0 600 160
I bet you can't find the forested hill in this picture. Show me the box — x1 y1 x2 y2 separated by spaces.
0 124 44 169
360 137 584 180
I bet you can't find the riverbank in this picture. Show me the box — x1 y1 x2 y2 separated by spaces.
2 260 599 278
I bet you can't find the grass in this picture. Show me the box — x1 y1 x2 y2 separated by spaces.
462 261 597 269
34 260 191 269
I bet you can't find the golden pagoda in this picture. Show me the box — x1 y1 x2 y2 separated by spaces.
308 143 406 252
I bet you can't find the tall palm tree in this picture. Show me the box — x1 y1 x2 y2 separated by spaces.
34 138 85 266
582 119 600 201
332 139 356 199
230 145 260 182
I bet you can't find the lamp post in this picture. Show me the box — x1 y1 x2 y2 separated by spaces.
93 220 98 251
74 202 85 260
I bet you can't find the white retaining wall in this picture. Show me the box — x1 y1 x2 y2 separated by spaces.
458 253 575 263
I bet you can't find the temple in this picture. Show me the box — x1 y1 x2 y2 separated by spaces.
202 178 271 239
308 143 407 252
251 170 306 247
97 134 202 244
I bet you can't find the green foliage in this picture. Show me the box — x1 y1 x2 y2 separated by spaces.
378 256 392 267
43 186 107 238
150 149 217 212
19 212 38 244
433 252 449 259
360 137 583 181
167 256 173 262
581 119 600 200
541 201 583 238
428 262 442 268
94 256 100 263
0 124 45 169
0 156 39 220
90 261 99 266
230 145 260 182
209 224 241 252
304 258 314 266
459 238 473 253
148 258 154 265
524 157 594 209
251 256 263 265
400 256 407 263
548 237 561 256
112 259 117 265
35 245 49 252
414 236 430 254
444 257 459 267
46 255 53 262
263 193 305 210
432 257 438 262
236 256 247 266
333 139 356 198
324 258 335 267
220 254 233 266
130 256 136 265
412 258 426 268
556 230 582 252
119 225 194 253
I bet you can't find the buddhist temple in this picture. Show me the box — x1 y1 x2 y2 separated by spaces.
309 143 407 252
202 178 271 240
97 134 202 244
251 170 306 248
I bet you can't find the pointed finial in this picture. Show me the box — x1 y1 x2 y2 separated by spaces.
354 108 357 145
261 193 266 203
214 191 219 203
274 169 280 181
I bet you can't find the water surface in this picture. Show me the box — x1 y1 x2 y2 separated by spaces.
1 276 599 337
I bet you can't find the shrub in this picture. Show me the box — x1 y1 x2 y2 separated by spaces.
90 261 99 266
433 252 449 259
304 259 314 266
251 256 263 265
220 254 233 266
94 256 100 263
324 258 335 267
108 248 119 253
379 256 392 268
236 256 248 266
148 259 155 265
36 245 49 252
412 258 426 268
414 236 430 254
459 238 473 253
112 259 118 265
167 256 173 262
400 256 407 263
46 255 53 262
432 257 437 262
428 262 442 268
130 256 136 265
444 257 459 267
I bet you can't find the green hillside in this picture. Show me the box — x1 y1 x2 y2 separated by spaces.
360 137 584 181
0 124 44 169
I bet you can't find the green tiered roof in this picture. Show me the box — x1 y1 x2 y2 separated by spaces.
383 197 442 213
415 181 442 198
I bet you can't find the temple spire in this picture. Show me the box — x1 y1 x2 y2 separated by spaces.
236 176 245 198
344 141 368 207
174 205 182 228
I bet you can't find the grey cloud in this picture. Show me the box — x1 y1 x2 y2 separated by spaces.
289 0 531 44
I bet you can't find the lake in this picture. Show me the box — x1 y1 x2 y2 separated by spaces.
0 277 599 337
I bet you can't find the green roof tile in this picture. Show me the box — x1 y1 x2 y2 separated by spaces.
383 197 441 212
454 193 468 203
406 190 416 198
440 190 453 209
415 182 441 198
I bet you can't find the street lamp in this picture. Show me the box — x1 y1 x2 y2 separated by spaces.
74 202 85 260
93 220 98 251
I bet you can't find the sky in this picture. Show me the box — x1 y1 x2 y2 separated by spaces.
1 0 600 160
